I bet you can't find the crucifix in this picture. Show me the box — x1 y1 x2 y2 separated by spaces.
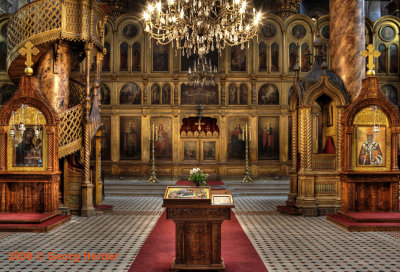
361 44 381 77
195 119 205 132
18 41 40 75
195 103 205 132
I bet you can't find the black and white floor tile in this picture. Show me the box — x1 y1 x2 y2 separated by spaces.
0 196 399 272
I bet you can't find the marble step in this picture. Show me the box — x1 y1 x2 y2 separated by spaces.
104 178 289 197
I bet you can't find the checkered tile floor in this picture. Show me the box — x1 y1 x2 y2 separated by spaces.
234 196 400 272
0 196 399 272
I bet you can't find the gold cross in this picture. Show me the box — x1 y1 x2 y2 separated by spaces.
361 44 381 76
195 120 205 132
18 41 39 75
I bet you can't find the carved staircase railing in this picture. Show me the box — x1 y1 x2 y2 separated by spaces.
69 79 86 108
59 104 83 158
6 0 106 82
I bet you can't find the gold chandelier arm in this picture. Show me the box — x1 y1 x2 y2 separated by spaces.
143 0 261 56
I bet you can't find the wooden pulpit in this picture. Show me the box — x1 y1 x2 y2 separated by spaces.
163 186 234 272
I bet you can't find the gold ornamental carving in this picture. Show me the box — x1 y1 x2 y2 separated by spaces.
8 106 47 126
7 0 106 72
7 129 48 172
351 107 390 171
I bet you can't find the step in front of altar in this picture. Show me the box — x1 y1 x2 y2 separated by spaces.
104 177 289 197
0 212 71 232
326 213 400 232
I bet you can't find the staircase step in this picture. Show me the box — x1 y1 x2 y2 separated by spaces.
104 177 290 197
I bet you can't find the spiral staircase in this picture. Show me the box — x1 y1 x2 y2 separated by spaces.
6 0 108 216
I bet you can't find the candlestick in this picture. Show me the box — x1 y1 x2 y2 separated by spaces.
148 123 158 183
242 122 253 183
249 126 252 141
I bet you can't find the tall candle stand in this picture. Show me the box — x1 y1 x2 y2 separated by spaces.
148 123 158 183
242 123 253 183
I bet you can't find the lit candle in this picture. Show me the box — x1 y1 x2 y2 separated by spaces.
155 125 158 141
152 123 155 141
245 123 248 141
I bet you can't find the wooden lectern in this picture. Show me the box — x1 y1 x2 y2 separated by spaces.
163 186 234 272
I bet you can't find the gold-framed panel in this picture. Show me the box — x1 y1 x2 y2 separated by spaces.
201 141 217 162
182 140 199 162
351 107 390 171
6 106 48 171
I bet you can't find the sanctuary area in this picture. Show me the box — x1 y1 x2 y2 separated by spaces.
0 0 399 271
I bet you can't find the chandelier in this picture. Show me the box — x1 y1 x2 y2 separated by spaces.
272 0 300 18
143 0 262 57
188 57 218 87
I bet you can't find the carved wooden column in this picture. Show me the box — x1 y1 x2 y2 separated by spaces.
173 74 179 106
95 49 104 206
95 128 103 205
251 75 256 105
291 111 297 171
0 183 5 212
143 74 149 105
81 42 95 217
220 74 226 106
0 126 6 170
336 106 344 171
330 0 365 100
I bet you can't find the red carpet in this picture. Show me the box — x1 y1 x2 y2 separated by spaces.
276 205 302 215
0 212 58 223
175 180 225 186
129 210 267 272
94 205 114 211
341 211 400 222
0 215 71 232
326 214 400 232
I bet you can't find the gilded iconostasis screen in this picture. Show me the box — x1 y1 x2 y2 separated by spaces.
258 117 279 160
227 117 248 160
150 117 172 160
120 117 141 160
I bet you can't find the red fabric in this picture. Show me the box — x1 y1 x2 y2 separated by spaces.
0 213 56 223
129 210 267 272
341 212 400 222
94 205 114 211
175 180 225 186
276 206 301 215
0 215 71 230
323 136 336 154
327 214 400 227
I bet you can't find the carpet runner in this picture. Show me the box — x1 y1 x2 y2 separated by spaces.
129 210 267 272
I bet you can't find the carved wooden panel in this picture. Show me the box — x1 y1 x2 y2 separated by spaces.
167 208 230 220
184 222 211 264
